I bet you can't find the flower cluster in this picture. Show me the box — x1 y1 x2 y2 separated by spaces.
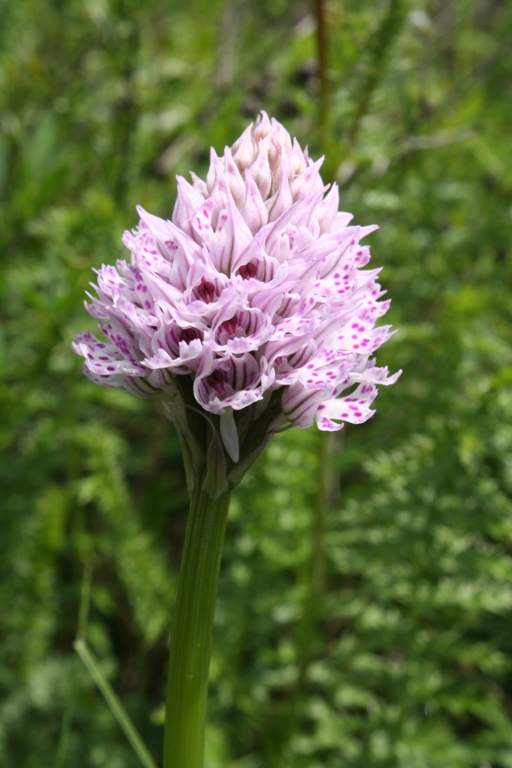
73 113 399 461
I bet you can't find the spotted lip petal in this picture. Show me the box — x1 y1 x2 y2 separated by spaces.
73 112 400 461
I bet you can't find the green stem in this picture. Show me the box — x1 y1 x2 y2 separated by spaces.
163 475 231 768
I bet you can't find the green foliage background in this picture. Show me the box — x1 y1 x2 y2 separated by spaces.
1 0 512 765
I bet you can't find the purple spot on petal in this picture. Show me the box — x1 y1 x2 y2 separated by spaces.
238 262 257 280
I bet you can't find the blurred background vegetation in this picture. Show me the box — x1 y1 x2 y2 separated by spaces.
1 0 512 765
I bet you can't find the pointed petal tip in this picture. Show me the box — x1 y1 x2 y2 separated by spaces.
220 409 240 463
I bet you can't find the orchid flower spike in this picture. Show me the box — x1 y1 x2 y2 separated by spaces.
73 113 400 480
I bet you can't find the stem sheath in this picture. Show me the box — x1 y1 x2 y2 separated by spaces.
163 476 231 768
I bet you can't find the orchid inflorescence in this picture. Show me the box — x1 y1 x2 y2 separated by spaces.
73 113 399 464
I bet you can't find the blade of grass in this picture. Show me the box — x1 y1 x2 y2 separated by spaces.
53 565 93 768
74 638 158 768
52 673 77 768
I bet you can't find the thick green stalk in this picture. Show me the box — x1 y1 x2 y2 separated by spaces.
163 474 231 768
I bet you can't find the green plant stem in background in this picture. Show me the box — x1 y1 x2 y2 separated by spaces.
297 430 330 681
348 0 405 147
163 476 231 768
278 431 331 750
313 0 330 136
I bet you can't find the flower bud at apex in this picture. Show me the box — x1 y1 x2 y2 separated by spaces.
73 114 400 472
231 125 256 171
248 138 273 199
251 111 272 142
241 170 269 235
223 147 246 210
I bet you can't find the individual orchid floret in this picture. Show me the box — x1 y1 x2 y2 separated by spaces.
73 113 400 473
